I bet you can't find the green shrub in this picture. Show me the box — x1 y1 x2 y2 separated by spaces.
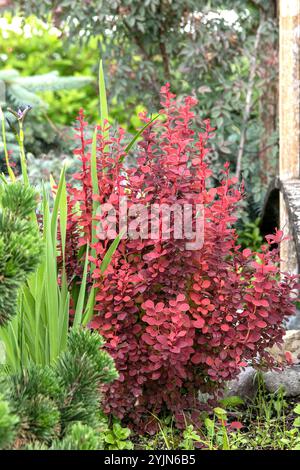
56 328 118 431
104 422 133 450
0 182 43 326
0 328 118 449
52 422 104 450
0 394 19 449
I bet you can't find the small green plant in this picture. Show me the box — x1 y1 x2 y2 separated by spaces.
237 217 263 252
138 395 300 451
136 416 177 450
293 404 300 428
104 422 133 450
180 425 203 450
254 372 288 424
204 408 231 450
225 381 300 450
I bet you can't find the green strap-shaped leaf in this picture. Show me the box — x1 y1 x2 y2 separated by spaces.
101 229 126 274
124 114 160 156
99 59 108 137
82 229 125 327
50 166 66 249
82 283 96 327
91 126 100 256
73 244 90 328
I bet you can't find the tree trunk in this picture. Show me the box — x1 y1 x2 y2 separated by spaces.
259 0 278 185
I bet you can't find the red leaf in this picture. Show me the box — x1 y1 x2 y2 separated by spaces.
221 324 230 332
193 318 205 328
202 280 211 288
230 421 243 430
256 320 267 328
242 248 252 258
285 351 293 364
178 302 190 312
177 294 186 302
191 353 202 364
206 357 214 366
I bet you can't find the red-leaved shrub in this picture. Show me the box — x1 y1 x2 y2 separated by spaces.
64 84 298 432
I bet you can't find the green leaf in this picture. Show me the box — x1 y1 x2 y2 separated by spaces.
91 126 100 259
91 126 99 198
293 417 300 427
51 166 66 249
82 284 96 327
100 229 125 274
204 417 214 433
214 407 227 420
99 59 108 133
220 395 244 408
73 244 89 328
124 114 160 156
104 434 115 445
15 72 93 92
59 174 67 264
294 404 300 415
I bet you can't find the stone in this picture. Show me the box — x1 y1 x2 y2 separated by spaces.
225 363 300 400
286 309 300 330
225 366 257 400
268 329 300 364
263 365 300 397
224 331 300 400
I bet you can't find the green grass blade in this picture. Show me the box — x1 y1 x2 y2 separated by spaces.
82 283 96 327
100 229 125 274
99 59 108 133
91 126 100 260
82 230 125 326
58 287 69 352
0 173 8 184
45 212 59 362
91 126 99 198
124 114 159 156
59 174 67 263
51 166 66 247
73 244 89 328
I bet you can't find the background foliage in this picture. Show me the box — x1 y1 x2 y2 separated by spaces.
0 14 145 129
13 0 279 218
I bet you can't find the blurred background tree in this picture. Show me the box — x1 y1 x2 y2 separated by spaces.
1 0 279 222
